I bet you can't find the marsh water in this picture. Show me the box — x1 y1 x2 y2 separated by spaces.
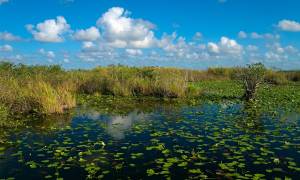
1 97 300 179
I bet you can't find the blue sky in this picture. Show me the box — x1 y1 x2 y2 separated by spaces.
1 0 300 69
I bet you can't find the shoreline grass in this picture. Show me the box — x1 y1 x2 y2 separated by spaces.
0 62 299 127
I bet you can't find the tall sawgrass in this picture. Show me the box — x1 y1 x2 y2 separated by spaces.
0 62 299 126
76 66 189 97
0 63 76 121
264 70 289 85
0 77 76 116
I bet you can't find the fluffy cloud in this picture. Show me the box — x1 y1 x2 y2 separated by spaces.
250 32 280 40
0 0 9 5
250 32 262 39
27 16 70 42
285 45 298 53
237 31 279 40
78 41 119 62
158 32 178 52
0 32 21 41
63 58 70 63
82 41 96 50
219 37 243 54
158 33 202 59
246 45 258 51
156 33 243 61
262 42 300 63
39 48 55 58
238 31 247 38
73 26 100 41
193 32 202 40
0 44 13 52
125 49 143 56
96 7 156 48
266 42 298 55
278 19 300 32
208 42 220 53
208 37 242 55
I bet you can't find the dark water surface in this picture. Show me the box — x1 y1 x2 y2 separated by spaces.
1 98 300 179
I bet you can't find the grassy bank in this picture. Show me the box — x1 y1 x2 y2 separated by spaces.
191 80 300 108
0 62 299 127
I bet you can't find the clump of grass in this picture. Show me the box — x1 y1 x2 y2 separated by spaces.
264 70 289 85
0 104 9 127
149 73 187 98
0 79 76 116
76 66 191 98
27 81 76 114
286 71 300 82
0 64 76 118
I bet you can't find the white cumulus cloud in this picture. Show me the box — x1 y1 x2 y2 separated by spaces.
208 37 242 55
125 49 143 56
219 36 243 55
0 44 13 52
39 48 56 58
0 32 21 41
82 41 96 50
246 45 258 51
97 7 156 48
193 32 202 40
73 26 100 41
250 32 280 40
27 16 70 42
238 31 247 38
278 19 300 32
208 42 220 53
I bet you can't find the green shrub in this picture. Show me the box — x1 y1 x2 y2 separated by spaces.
240 63 266 101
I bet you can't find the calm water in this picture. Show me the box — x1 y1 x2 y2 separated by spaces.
1 98 300 179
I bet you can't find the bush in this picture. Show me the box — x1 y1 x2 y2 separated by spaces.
240 63 266 101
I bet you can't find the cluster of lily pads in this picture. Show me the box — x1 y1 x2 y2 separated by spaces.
0 96 300 179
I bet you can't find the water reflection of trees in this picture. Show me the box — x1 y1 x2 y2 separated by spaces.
233 101 300 133
0 131 9 144
28 113 73 133
0 113 73 144
233 101 265 133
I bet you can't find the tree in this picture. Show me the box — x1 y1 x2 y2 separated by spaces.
241 63 266 101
